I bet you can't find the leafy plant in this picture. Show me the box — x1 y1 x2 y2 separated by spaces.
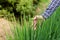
0 0 49 21
6 7 60 40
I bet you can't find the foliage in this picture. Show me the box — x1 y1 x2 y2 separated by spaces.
6 7 60 40
0 9 15 21
0 0 49 21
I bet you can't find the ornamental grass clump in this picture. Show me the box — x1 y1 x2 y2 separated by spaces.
6 7 60 40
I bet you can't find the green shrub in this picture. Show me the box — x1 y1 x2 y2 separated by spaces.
0 0 49 21
0 9 15 21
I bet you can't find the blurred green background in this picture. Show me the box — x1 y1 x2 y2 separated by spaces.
0 0 50 22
